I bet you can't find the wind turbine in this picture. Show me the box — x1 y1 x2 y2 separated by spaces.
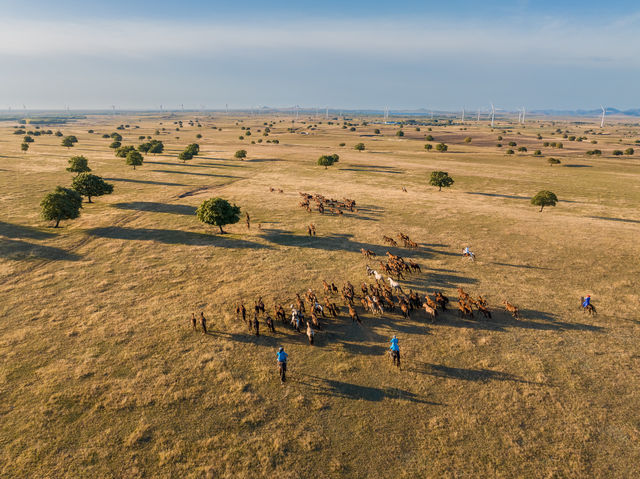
600 105 606 128
461 107 465 123
325 107 329 120
477 110 480 122
384 106 389 123
490 103 495 128
521 106 526 124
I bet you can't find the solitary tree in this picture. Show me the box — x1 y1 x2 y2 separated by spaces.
424 144 433 150
178 150 193 163
531 190 558 212
21 143 29 153
71 173 114 203
464 137 472 143
67 155 91 174
234 149 247 160
354 143 365 151
317 154 339 169
547 158 561 166
429 171 454 191
435 143 448 152
126 150 144 170
61 137 75 148
196 197 241 234
40 186 82 227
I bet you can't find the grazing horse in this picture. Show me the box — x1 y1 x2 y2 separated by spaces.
502 300 519 319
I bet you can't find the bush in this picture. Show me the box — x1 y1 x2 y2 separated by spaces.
464 137 472 143
23 135 34 143
613 150 623 156
234 150 247 160
497 136 503 141
339 143 346 147
586 149 602 156
354 143 365 151
547 158 561 165
435 143 448 152
425 135 434 141
506 149 514 155
624 148 634 155
508 141 517 147
533 150 542 156
518 147 528 152
396 130 404 137
424 144 433 150
543 142 550 147
496 143 502 148
67 156 91 174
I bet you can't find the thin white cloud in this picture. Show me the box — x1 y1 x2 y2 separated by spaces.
0 16 638 67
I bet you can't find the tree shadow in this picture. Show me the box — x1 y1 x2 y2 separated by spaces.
104 177 187 187
587 216 640 224
146 160 218 169
295 374 442 404
112 202 196 215
244 158 284 163
563 164 592 168
86 227 271 249
261 228 441 259
407 361 543 385
466 192 530 200
492 262 552 270
0 238 81 261
340 165 404 174
150 170 241 178
0 221 55 240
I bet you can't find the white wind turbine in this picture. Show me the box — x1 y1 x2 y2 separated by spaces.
461 107 465 123
600 105 606 128
521 106 526 124
490 103 495 128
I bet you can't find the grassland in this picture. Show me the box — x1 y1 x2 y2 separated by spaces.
1 113 639 478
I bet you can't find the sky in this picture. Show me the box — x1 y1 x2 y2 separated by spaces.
1 0 639 111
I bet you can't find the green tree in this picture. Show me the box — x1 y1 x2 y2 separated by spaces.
425 135 434 141
435 143 448 152
178 150 193 163
67 135 78 143
126 150 144 170
234 149 247 160
396 130 404 137
624 147 634 155
547 158 561 166
110 132 123 141
71 173 114 203
354 143 365 151
148 140 164 154
185 143 200 156
196 197 241 234
61 137 75 148
317 154 339 169
424 144 433 150
40 186 82 227
531 190 558 212
67 155 91 174
109 141 121 149
21 143 29 153
464 137 472 143
374 129 381 135
115 145 136 158
429 171 454 191
23 135 34 143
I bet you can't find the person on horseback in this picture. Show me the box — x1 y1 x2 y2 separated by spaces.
276 347 288 383
582 295 591 308
389 335 400 368
463 246 475 261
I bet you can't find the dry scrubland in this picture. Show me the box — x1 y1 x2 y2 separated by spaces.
1 113 639 478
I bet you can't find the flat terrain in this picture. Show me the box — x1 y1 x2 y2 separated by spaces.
1 113 639 478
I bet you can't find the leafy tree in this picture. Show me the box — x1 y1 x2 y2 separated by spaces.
435 143 448 152
178 150 193 163
396 130 404 137
234 149 247 160
102 134 111 138
354 143 365 151
339 142 346 147
518 146 528 152
624 147 634 155
40 186 82 227
55 131 63 137
508 141 517 147
586 149 602 156
185 143 200 156
109 141 121 149
21 143 29 153
533 150 542 156
110 132 123 141
613 150 623 156
425 135 434 141
67 155 91 174
317 154 339 169
126 150 144 170
68 135 78 143
531 190 558 212
61 137 75 148
429 171 454 191
424 144 433 150
464 137 472 143
547 158 561 166
374 129 381 135
506 149 515 155
71 173 114 203
142 140 164 154
115 145 136 158
196 133 202 139
23 135 34 143
196 197 241 234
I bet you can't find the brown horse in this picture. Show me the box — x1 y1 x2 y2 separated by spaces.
502 300 519 319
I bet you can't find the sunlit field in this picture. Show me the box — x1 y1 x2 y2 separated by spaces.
1 113 639 478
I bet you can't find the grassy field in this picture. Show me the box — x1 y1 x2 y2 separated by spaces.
1 113 639 478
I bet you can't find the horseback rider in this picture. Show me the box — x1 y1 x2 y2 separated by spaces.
582 295 591 308
463 246 475 260
389 335 400 368
276 347 288 383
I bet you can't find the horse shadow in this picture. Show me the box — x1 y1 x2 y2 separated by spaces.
150 169 241 179
104 177 187 187
407 361 544 385
295 374 442 405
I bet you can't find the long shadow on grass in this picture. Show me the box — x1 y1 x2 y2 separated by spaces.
407 361 542 385
467 192 578 203
0 238 81 261
0 221 55 240
261 229 449 259
86 227 271 249
151 170 241 179
295 373 441 404
587 216 640 224
104 177 187 187
146 160 219 168
113 202 196 215
492 262 552 270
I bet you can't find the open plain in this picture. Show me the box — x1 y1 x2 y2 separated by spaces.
1 113 639 478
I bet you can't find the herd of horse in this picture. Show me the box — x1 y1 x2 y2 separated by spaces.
298 192 357 216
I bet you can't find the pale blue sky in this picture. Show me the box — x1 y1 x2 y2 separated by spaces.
1 1 639 110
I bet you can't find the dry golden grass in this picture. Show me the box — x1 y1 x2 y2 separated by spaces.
1 113 639 478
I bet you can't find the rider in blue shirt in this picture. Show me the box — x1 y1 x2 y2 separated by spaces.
277 347 288 382
389 336 400 368
582 295 591 308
